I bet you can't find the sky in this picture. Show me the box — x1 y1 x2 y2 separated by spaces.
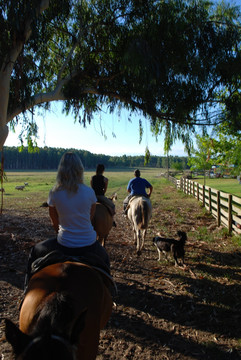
5 103 187 157
4 0 241 157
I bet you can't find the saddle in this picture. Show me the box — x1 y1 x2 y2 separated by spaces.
126 195 147 211
31 250 117 294
129 195 143 203
97 200 114 217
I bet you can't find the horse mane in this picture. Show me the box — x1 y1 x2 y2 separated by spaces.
32 292 74 337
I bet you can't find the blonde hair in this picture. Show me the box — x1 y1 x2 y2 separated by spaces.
54 152 84 193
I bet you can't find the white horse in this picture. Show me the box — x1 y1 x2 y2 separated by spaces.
127 196 152 255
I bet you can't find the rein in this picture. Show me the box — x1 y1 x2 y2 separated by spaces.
21 334 76 360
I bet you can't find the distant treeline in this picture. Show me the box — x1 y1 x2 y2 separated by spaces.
1 146 189 170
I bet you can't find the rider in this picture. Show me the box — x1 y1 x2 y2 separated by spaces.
91 164 116 217
123 169 153 214
25 153 110 289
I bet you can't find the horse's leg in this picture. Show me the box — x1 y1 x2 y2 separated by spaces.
130 219 137 244
133 226 137 244
140 229 147 251
136 229 142 256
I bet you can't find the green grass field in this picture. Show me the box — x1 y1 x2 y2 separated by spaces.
2 169 241 211
1 168 165 210
193 177 241 197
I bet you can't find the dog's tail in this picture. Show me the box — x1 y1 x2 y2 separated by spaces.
177 231 187 245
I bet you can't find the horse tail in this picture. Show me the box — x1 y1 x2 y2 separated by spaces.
140 200 149 229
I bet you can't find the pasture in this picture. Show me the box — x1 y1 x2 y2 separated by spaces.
192 177 241 198
0 169 241 359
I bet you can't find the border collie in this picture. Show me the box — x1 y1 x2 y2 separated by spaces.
153 231 187 266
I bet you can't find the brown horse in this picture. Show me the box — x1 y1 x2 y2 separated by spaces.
5 261 112 360
127 196 152 255
92 194 117 247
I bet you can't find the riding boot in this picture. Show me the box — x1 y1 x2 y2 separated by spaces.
123 204 128 216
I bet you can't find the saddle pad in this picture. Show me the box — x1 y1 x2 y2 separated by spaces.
31 250 117 294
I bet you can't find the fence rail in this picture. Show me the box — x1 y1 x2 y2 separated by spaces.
166 175 241 235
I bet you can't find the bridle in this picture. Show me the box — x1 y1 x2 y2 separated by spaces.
20 334 77 360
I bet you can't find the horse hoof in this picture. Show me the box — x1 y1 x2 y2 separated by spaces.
136 250 141 256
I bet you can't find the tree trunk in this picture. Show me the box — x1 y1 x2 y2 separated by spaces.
0 125 8 150
0 0 51 150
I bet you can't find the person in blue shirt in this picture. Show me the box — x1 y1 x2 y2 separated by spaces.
123 169 153 214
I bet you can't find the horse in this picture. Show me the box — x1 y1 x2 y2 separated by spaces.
5 261 112 360
127 196 152 255
92 194 117 247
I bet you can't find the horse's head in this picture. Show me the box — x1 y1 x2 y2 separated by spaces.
110 193 117 202
5 312 86 360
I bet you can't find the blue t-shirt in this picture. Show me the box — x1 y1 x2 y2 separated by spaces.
48 184 97 248
127 177 152 196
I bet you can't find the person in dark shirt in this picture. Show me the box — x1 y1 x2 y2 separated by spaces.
91 164 116 216
123 169 153 214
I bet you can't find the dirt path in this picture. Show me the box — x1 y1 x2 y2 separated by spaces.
1 185 241 359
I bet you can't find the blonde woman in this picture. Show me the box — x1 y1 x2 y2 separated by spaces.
25 152 110 287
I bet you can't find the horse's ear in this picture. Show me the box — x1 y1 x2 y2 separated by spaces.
5 319 31 355
70 308 87 344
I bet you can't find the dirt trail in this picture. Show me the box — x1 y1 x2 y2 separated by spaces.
1 189 241 359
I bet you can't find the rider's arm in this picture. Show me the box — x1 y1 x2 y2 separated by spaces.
148 185 153 197
127 180 131 193
103 177 108 194
90 203 96 220
49 206 59 233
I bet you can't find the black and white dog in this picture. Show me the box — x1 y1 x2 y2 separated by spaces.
153 231 187 266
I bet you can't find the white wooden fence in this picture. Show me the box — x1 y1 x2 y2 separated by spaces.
167 175 241 235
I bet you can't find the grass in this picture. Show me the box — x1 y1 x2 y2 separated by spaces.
193 177 241 197
1 169 241 359
2 169 241 244
231 234 241 246
195 226 215 243
1 168 167 211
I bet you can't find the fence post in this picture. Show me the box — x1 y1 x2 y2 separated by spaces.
228 194 232 234
197 183 199 202
192 181 195 197
202 185 205 207
208 188 212 213
217 191 220 227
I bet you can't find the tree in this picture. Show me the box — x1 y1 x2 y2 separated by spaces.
188 134 216 184
1 0 241 150
212 122 241 175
